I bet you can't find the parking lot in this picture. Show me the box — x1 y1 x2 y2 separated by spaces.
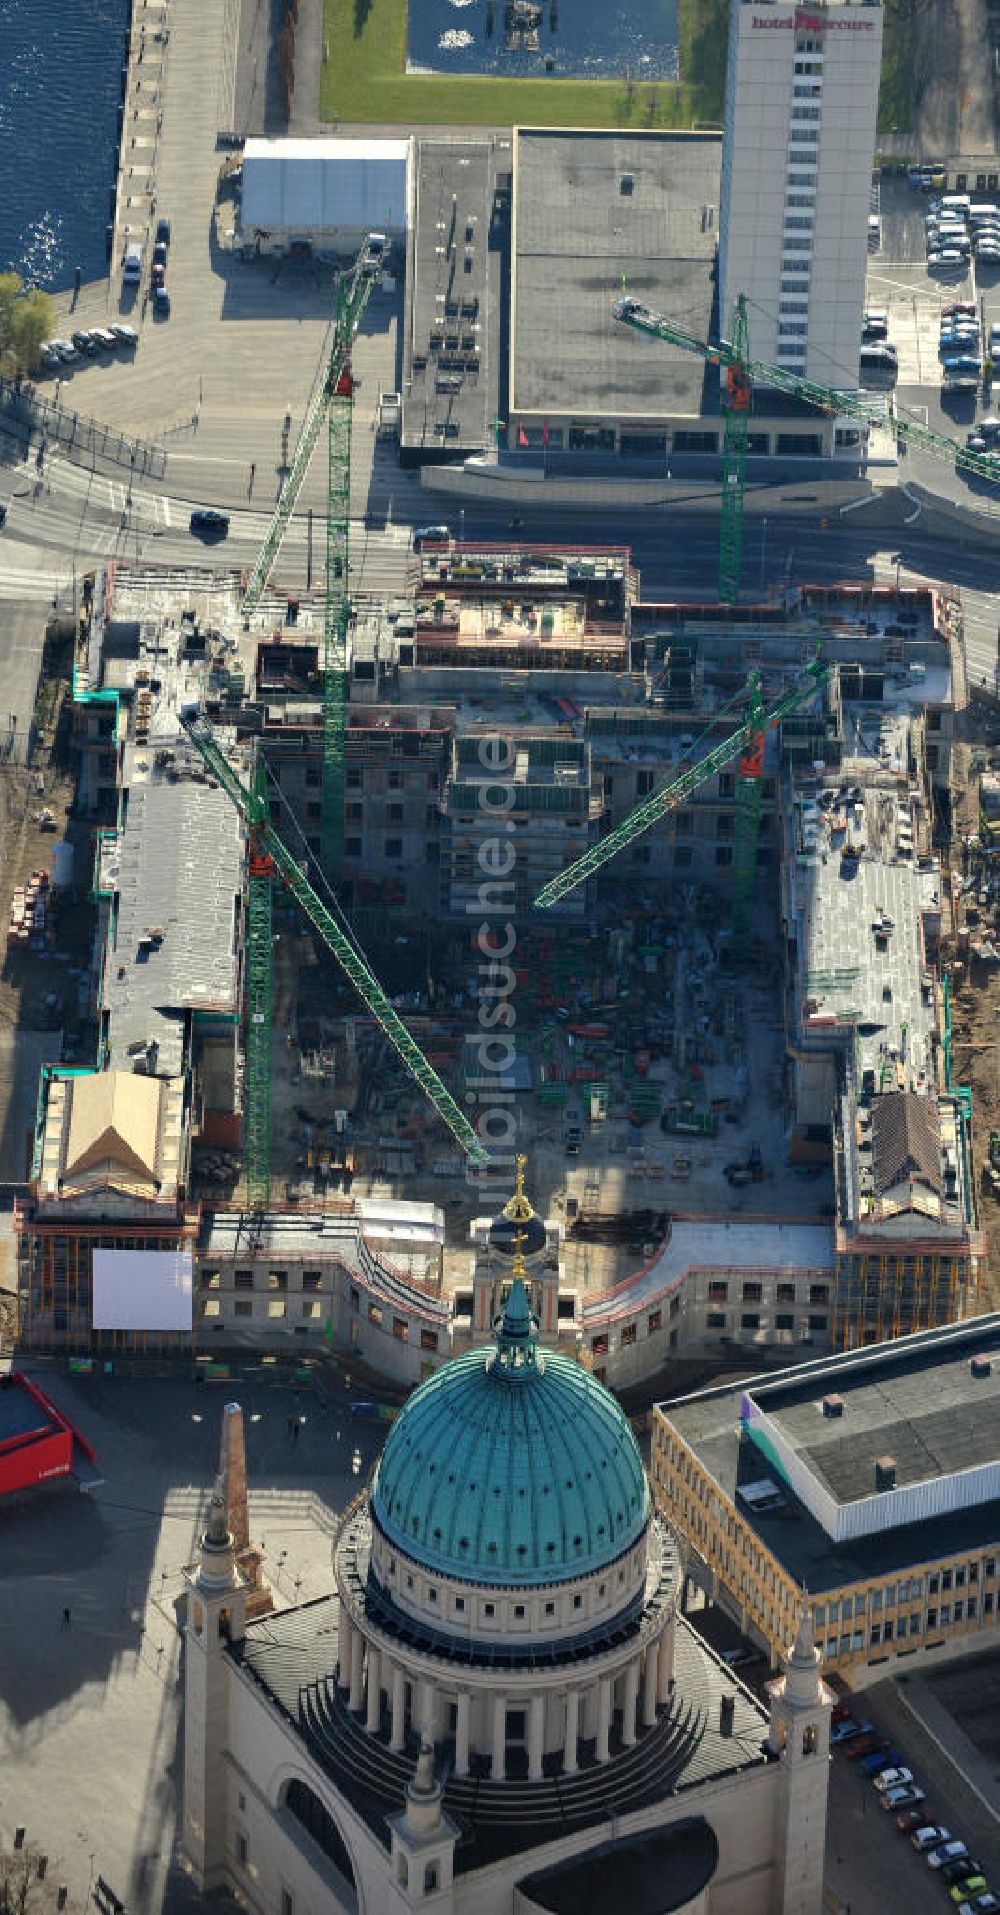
824 1671 1000 1915
865 173 1000 483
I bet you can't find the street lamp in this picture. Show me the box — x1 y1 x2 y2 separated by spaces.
760 517 768 591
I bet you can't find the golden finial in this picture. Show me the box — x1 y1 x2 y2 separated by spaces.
502 1153 535 1223
510 1225 527 1284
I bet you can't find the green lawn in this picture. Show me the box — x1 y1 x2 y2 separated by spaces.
318 0 707 129
319 0 909 136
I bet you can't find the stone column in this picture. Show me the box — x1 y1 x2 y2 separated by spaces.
365 1645 381 1734
657 1627 675 1706
623 1659 639 1746
563 1688 580 1775
455 1691 471 1779
491 1692 507 1781
527 1693 545 1782
337 1608 354 1693
643 1642 659 1728
596 1677 612 1764
419 1677 436 1742
349 1624 365 1712
390 1663 405 1753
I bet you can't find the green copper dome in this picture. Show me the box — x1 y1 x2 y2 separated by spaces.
370 1279 650 1587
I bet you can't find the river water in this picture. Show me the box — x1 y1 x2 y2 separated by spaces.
0 0 130 291
408 0 679 80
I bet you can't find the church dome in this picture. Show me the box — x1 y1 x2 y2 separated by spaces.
370 1278 649 1588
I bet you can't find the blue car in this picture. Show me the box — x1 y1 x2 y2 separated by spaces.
861 1748 902 1776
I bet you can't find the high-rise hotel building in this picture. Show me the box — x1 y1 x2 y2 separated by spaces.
719 0 883 390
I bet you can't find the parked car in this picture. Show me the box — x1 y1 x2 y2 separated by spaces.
153 287 170 317
51 339 78 363
89 328 117 351
413 524 450 550
38 344 62 370
151 261 166 289
929 1841 971 1870
843 1734 889 1760
874 1768 915 1794
156 215 171 246
951 1884 989 1906
989 323 1000 352
153 241 168 268
944 1860 987 1887
955 1894 1000 1914
896 1806 932 1833
860 1748 901 1775
110 322 138 347
943 300 977 316
882 1785 925 1812
928 249 968 269
71 329 97 356
913 1826 952 1852
190 508 230 538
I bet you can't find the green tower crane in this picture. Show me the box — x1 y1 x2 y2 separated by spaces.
241 237 383 875
245 748 274 1208
615 291 1000 603
180 705 489 1173
533 653 828 912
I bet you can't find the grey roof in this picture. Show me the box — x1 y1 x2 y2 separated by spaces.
661 1317 1000 1590
102 775 243 1075
871 1090 941 1195
403 137 503 455
235 1596 768 1872
512 130 721 422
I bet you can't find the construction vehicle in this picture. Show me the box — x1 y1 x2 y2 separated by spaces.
179 705 489 1196
241 235 383 874
615 291 1000 603
534 651 828 919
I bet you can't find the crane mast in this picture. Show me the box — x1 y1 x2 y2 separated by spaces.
179 707 489 1171
534 654 828 910
615 291 1000 599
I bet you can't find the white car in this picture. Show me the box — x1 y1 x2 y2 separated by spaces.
927 1839 969 1869
929 249 968 269
873 1766 913 1793
881 1784 925 1811
50 339 78 363
912 1825 951 1852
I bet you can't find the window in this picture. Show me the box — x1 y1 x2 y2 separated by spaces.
236 1832 248 1867
268 1270 287 1292
344 837 362 858
285 1779 357 1891
305 766 320 788
301 1300 321 1320
235 1300 253 1318
707 1311 726 1329
514 1604 525 1619
709 1281 728 1302
234 1269 253 1290
305 802 321 821
783 219 814 235
369 1303 382 1326
592 1333 609 1356
202 1299 221 1317
393 1317 408 1342
777 1283 795 1303
428 1587 437 1603
385 838 403 858
953 1600 963 1622
350 1286 360 1310
782 239 813 252
786 194 816 208
346 768 362 788
808 1314 827 1332
346 803 363 821
573 1594 582 1609
268 1299 286 1319
388 803 404 823
743 1282 763 1303
420 1329 439 1352
674 845 693 868
942 1569 952 1591
716 812 735 838
776 1313 794 1330
715 845 733 867
928 1574 939 1595
809 1284 828 1304
939 1605 950 1625
741 1312 760 1330
484 1602 495 1617
621 1322 637 1347
303 1271 323 1293
870 1623 881 1645
424 1864 439 1893
455 1596 465 1613
544 1600 555 1616
955 1566 966 1588
790 106 821 121
648 1308 662 1334
201 1269 220 1290
802 1723 818 1755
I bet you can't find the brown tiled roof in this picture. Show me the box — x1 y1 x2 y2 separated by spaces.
871 1090 941 1196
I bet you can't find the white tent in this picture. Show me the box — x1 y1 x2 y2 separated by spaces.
241 137 409 247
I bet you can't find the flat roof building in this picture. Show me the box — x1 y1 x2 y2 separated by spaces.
653 1316 1000 1683
241 137 410 257
506 129 848 462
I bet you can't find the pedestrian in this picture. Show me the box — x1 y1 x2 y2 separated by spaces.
248 461 256 497
62 1606 71 1629
292 1418 300 1444
288 1415 296 1439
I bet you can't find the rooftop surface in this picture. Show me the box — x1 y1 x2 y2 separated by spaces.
403 137 505 456
512 130 721 422
661 1318 1000 1590
236 1596 768 1872
101 774 243 1074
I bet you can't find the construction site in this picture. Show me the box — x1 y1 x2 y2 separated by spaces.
1 232 998 1396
